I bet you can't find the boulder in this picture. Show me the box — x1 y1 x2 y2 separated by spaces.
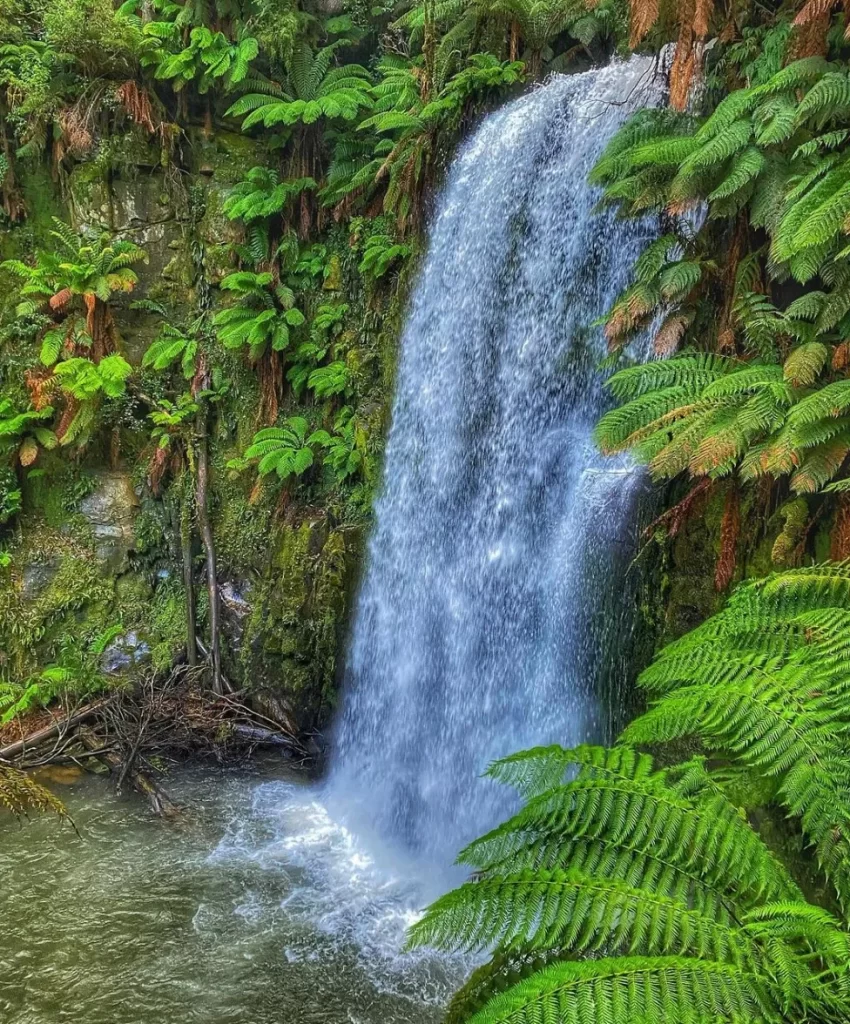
79 472 140 571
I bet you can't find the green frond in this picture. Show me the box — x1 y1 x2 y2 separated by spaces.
631 564 850 907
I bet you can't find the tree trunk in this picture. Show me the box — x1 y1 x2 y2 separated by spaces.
422 0 437 101
203 97 213 138
195 406 222 694
510 21 520 61
179 485 198 667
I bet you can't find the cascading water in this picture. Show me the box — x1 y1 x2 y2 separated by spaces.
327 55 663 866
212 56 664 1012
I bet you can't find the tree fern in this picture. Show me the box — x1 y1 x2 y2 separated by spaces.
597 346 850 494
627 564 850 908
413 741 850 1024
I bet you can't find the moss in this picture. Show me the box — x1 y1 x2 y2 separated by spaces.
21 165 66 241
0 528 115 677
323 254 343 291
24 461 97 529
147 574 189 671
662 489 724 641
114 571 153 611
814 516 833 563
237 515 357 729
190 129 266 181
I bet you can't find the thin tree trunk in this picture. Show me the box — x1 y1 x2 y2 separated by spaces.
179 484 198 667
195 407 222 694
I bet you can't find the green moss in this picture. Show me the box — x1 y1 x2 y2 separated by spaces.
237 515 356 728
21 165 65 240
147 574 189 671
323 254 343 291
0 529 115 677
24 461 96 529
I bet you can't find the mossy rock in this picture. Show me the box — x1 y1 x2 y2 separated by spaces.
238 515 362 730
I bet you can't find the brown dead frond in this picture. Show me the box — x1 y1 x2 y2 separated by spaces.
55 396 80 442
670 37 699 112
116 81 159 135
24 368 58 411
84 294 118 361
644 477 712 539
49 287 72 312
714 484 740 591
794 0 839 25
831 493 850 560
653 314 689 356
629 0 659 47
694 0 714 38
58 107 93 158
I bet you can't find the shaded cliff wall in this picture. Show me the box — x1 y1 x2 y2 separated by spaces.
0 127 407 730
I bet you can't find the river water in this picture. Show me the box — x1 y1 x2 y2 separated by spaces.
0 764 464 1024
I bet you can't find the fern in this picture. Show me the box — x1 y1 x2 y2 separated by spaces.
628 564 850 907
597 347 850 494
223 168 317 223
237 417 317 481
0 766 65 820
414 740 850 1024
214 270 305 360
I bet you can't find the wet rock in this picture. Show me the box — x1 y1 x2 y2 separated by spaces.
220 580 251 617
21 560 60 600
219 579 252 652
79 472 140 571
101 630 151 674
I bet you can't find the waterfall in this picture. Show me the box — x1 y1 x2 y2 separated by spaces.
212 59 665 1003
328 56 664 867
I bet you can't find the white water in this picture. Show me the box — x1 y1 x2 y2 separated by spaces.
217 56 663 1005
330 56 662 865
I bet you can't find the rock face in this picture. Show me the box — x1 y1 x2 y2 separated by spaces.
238 517 364 731
79 472 140 571
4 125 389 730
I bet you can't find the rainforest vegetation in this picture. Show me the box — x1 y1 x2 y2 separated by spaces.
5 0 850 1022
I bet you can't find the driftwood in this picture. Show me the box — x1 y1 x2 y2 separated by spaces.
230 724 301 749
78 726 181 819
0 666 312 815
0 700 108 762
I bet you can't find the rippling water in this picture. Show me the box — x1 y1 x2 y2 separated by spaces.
0 764 466 1024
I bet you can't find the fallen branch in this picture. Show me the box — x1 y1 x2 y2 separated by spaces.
0 700 108 763
229 724 301 749
78 725 181 819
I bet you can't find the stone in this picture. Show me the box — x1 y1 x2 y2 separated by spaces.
21 560 60 600
79 472 140 571
101 630 151 674
219 579 252 652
